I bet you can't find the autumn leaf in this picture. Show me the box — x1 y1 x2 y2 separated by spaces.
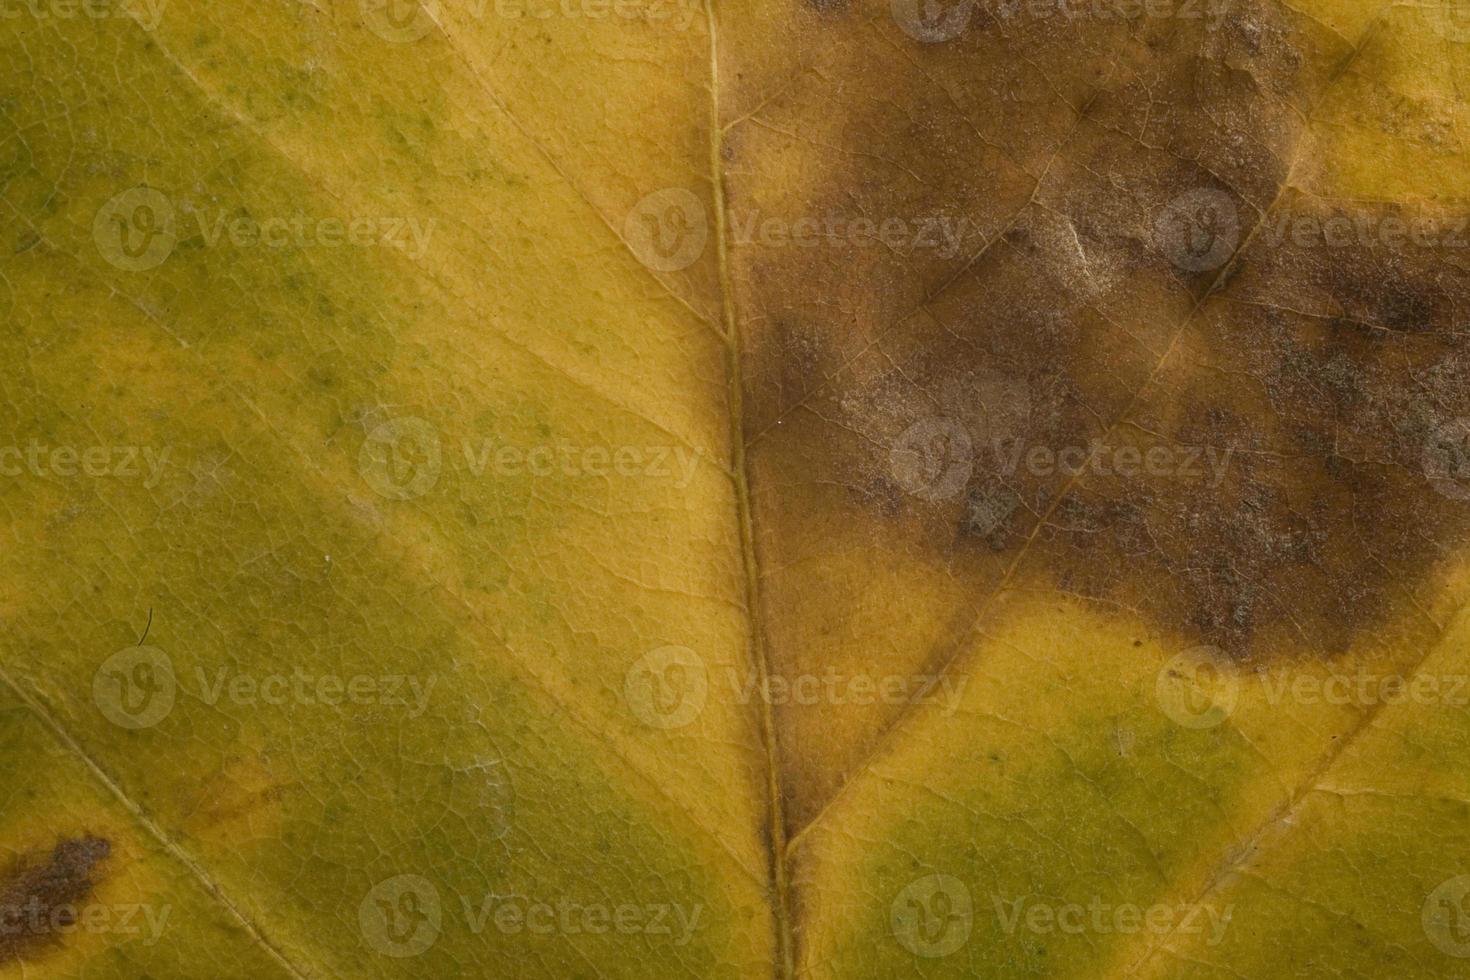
4 0 1470 977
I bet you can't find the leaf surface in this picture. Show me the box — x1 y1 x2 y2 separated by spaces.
4 1 1470 978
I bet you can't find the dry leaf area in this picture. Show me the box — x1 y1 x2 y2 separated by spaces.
8 0 1470 977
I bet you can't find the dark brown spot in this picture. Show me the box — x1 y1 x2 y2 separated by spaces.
0 836 112 964
732 0 1470 830
737 0 1470 661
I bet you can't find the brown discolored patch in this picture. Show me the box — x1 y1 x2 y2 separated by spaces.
733 0 1470 831
736 0 1470 659
0 836 112 964
725 0 1126 434
1050 199 1470 656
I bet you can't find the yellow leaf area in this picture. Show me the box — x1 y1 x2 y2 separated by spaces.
4 0 1470 978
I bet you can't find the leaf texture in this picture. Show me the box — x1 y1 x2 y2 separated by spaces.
4 1 1470 978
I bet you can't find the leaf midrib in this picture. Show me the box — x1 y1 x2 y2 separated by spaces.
702 3 798 978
